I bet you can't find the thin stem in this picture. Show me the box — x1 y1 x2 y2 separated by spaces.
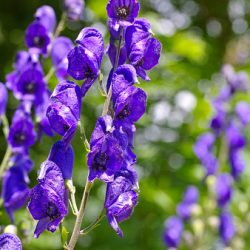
102 28 123 116
78 119 90 151
67 180 93 250
218 134 228 174
66 180 79 215
0 146 12 178
44 67 55 82
80 208 106 235
54 13 67 39
1 115 9 139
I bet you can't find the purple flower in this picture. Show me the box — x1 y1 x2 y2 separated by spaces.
14 62 46 105
2 166 30 222
0 233 22 250
35 91 54 138
48 141 74 180
111 64 138 100
68 28 104 97
177 186 199 220
64 0 84 21
219 212 235 245
0 82 8 117
194 133 218 176
226 122 245 150
222 64 248 94
107 39 127 67
88 115 128 182
107 0 140 29
25 21 50 55
8 108 36 152
163 216 183 248
47 81 81 145
215 174 232 208
10 153 33 173
51 37 73 80
229 150 245 179
28 161 68 238
35 5 56 34
125 18 161 81
114 86 147 123
105 169 138 237
210 109 226 134
235 101 250 126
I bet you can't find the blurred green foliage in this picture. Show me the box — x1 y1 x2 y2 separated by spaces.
1 0 250 249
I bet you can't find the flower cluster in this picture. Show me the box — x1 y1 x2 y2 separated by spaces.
163 186 199 248
1 2 84 225
193 65 250 246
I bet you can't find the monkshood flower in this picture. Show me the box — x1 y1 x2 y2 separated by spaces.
235 101 250 126
107 40 127 67
25 21 51 55
210 109 226 134
8 107 36 152
222 64 248 95
226 122 245 150
68 28 104 97
51 37 73 79
219 212 235 245
0 82 8 117
194 132 218 176
163 216 183 248
28 161 68 238
35 5 56 34
35 91 54 138
0 233 22 250
215 174 232 208
2 166 30 222
125 18 162 81
47 80 81 145
229 150 245 179
64 0 84 21
106 0 140 30
88 115 129 182
114 85 147 123
14 62 46 105
9 153 33 174
105 169 138 237
48 141 74 180
177 185 199 220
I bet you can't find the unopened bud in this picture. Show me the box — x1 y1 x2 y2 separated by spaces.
4 225 17 235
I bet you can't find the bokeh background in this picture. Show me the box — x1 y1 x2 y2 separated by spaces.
1 0 250 249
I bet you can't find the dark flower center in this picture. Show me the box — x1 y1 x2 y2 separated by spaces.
63 124 70 132
93 152 108 171
33 36 45 48
24 82 36 94
46 202 60 220
13 132 26 145
116 6 129 19
117 104 130 119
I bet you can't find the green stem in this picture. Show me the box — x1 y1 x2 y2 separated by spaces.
0 146 12 178
80 208 106 235
67 180 93 250
78 119 90 151
1 115 9 138
54 13 67 39
66 180 79 215
102 28 123 116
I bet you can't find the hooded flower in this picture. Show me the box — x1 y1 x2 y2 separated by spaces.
114 85 147 123
2 166 30 222
35 5 56 34
163 216 183 248
215 174 232 208
28 161 68 238
47 81 81 145
68 28 104 97
48 141 74 180
64 0 84 21
219 212 235 245
0 82 8 117
88 115 130 182
0 233 22 250
106 0 140 30
194 132 218 176
235 101 250 126
51 37 73 80
8 108 36 152
25 21 50 55
177 186 199 220
226 122 245 150
229 150 245 179
105 169 138 237
125 18 161 81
